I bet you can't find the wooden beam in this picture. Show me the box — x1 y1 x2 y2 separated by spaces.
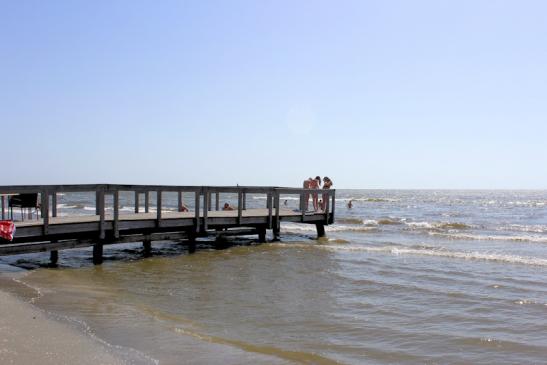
316 223 326 238
215 192 220 211
50 250 58 265
177 191 182 212
144 191 150 213
1 195 5 220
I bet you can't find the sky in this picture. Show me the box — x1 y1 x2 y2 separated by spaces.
1 0 546 189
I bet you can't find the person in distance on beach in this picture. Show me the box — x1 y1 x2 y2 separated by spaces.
347 200 353 209
222 202 234 211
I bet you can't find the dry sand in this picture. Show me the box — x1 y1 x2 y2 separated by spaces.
0 290 126 365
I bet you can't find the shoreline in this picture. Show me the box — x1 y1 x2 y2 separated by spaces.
0 269 145 365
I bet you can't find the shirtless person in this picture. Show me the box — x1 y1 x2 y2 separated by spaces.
222 202 234 211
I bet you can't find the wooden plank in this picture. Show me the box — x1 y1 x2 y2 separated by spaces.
242 192 247 210
1 195 5 220
301 191 306 222
113 190 119 238
135 191 140 213
215 192 220 211
144 191 150 213
177 191 182 212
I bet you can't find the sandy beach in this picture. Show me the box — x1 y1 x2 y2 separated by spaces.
0 289 126 365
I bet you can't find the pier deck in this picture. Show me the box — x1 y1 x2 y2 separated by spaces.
0 184 335 264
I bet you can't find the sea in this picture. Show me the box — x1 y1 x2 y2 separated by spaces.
1 189 546 364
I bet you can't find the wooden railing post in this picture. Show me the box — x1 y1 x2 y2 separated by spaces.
135 191 140 213
274 191 280 232
41 190 49 235
194 191 200 233
267 192 273 229
144 191 150 213
156 190 162 227
113 190 119 238
203 188 208 231
242 192 247 210
237 190 243 225
324 191 330 224
1 196 5 220
330 191 336 224
51 192 57 218
98 188 105 240
178 191 182 212
215 192 220 211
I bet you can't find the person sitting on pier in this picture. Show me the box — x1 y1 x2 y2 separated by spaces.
179 203 189 212
222 202 235 211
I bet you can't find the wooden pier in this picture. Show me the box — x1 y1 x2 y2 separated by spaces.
0 184 335 264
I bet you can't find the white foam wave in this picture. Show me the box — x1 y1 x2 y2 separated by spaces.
281 223 376 233
429 232 547 244
276 243 547 266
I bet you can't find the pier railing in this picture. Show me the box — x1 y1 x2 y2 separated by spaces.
0 184 336 239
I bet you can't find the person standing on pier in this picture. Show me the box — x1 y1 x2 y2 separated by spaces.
303 178 312 211
321 177 333 211
309 176 321 211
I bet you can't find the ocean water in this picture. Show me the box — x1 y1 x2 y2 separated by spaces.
2 190 547 364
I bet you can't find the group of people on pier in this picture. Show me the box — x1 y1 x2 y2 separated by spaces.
303 176 333 212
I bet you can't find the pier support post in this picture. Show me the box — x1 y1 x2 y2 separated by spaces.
188 232 196 254
258 226 266 243
50 250 59 266
143 239 152 257
93 242 103 265
316 223 326 238
272 226 280 241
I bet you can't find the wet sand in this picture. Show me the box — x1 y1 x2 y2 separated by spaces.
0 290 126 365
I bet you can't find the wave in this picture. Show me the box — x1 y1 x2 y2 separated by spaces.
429 232 547 244
57 203 85 209
281 223 376 234
276 243 547 267
404 221 472 230
499 224 547 234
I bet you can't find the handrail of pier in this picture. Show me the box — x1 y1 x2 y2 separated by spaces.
0 184 336 239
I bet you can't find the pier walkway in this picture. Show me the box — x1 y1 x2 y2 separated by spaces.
0 184 335 264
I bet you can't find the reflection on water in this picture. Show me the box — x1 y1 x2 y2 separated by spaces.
2 190 547 364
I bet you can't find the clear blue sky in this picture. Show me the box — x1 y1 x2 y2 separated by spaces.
1 0 546 188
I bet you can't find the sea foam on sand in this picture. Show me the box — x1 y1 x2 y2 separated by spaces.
0 290 127 365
